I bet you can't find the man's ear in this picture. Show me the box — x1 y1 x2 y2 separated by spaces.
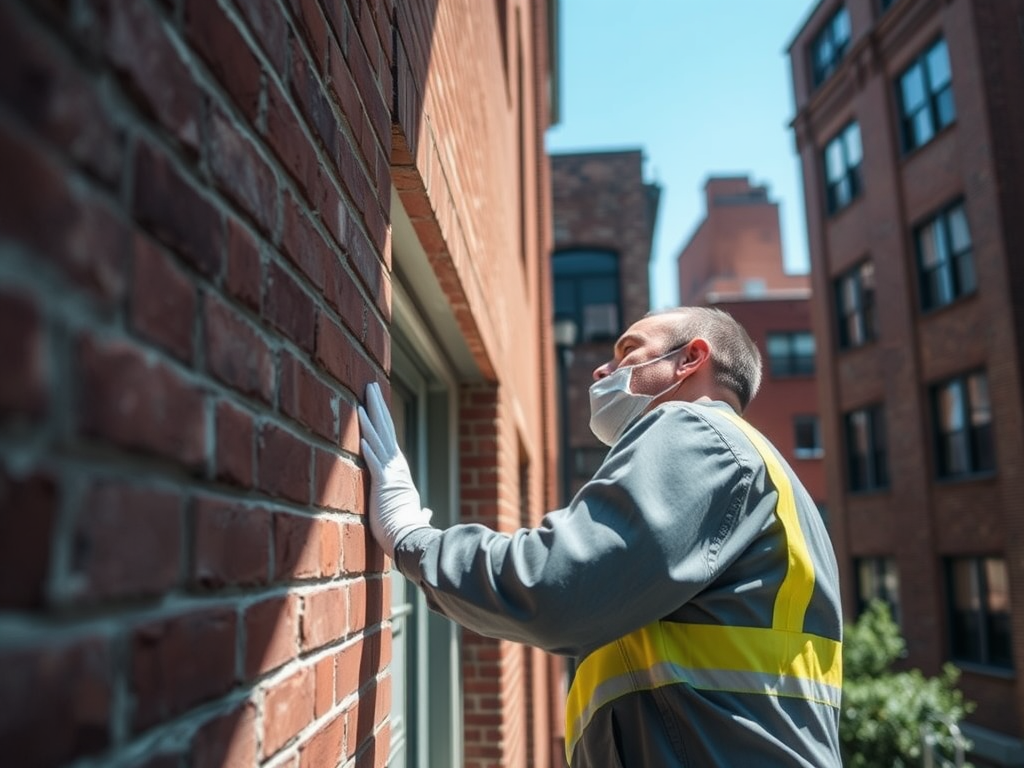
677 338 711 375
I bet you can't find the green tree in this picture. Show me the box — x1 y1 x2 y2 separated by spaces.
840 600 975 767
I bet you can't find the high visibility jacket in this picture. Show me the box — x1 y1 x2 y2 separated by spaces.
394 401 843 767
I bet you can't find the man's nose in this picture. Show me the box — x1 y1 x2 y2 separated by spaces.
593 362 612 381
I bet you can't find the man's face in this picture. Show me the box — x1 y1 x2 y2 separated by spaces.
592 315 683 397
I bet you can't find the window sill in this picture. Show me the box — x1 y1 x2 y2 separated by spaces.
934 469 997 486
953 660 1015 680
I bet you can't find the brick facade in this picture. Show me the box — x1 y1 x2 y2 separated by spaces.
0 1 562 766
789 0 1024 759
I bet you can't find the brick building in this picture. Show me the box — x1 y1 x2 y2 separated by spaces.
789 0 1024 762
549 150 660 499
676 176 825 508
0 1 565 767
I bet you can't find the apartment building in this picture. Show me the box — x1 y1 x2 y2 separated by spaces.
0 1 565 767
789 0 1024 762
549 150 660 500
677 176 825 508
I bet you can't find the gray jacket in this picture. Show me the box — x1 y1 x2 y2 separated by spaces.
394 400 843 767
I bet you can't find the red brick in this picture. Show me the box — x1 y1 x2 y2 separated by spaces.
300 585 348 651
131 234 196 363
315 315 377 394
258 424 311 504
232 0 289 75
70 481 181 602
204 293 274 404
300 712 345 768
183 0 261 120
225 219 262 311
133 141 223 278
192 702 257 768
335 635 383 701
345 679 389 764
262 667 314 757
0 123 128 303
338 398 361 454
0 290 47 420
313 449 362 513
191 497 269 589
290 42 340 161
131 608 237 732
353 729 389 768
0 470 55 610
243 594 299 678
282 194 330 289
264 79 318 195
208 109 278 236
322 261 364 341
326 44 364 149
0 2 122 184
280 352 337 442
344 227 388 318
313 655 335 717
265 261 316 353
348 577 384 634
78 335 207 470
342 522 377 575
94 0 201 152
273 511 319 580
0 638 112 767
287 0 330 70
319 518 341 577
215 400 254 488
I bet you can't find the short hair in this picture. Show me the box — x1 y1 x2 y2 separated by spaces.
648 306 763 410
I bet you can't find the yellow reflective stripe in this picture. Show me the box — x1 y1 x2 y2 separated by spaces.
565 623 843 763
718 410 815 632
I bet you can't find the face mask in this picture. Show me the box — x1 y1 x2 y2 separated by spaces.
588 347 684 446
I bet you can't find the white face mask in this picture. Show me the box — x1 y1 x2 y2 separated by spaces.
588 347 684 446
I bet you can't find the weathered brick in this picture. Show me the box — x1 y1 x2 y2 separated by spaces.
300 712 345 768
319 517 341 578
0 638 112 767
257 423 311 504
183 0 262 120
225 219 262 311
313 449 362 513
204 293 274 404
133 141 223 278
287 0 330 70
0 470 56 609
273 511 318 580
131 608 237 732
191 702 257 768
231 0 289 75
341 522 374 575
280 351 337 441
191 497 270 589
264 260 316 353
300 586 348 652
214 400 254 488
313 655 335 718
207 109 278 237
69 481 181 602
243 594 298 678
131 234 196 363
0 290 47 421
347 577 384 634
78 335 207 470
262 667 314 757
264 79 318 196
345 679 389 766
290 41 340 161
281 194 329 290
315 315 377 394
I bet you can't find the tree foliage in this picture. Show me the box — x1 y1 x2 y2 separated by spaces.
840 600 975 767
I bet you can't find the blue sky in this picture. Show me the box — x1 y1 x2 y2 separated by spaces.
545 0 817 310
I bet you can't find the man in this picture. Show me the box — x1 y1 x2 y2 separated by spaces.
358 307 843 767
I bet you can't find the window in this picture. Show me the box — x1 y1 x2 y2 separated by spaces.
824 122 862 214
794 415 824 459
898 38 955 152
553 249 621 342
811 6 852 87
766 332 815 377
835 260 877 349
932 370 995 479
856 557 901 624
916 200 975 311
844 404 888 492
947 557 1013 669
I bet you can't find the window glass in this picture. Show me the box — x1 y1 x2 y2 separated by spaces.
554 249 621 343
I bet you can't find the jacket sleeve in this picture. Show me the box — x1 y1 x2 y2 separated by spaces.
392 403 757 657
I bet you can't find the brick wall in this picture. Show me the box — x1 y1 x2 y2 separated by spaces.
0 0 560 766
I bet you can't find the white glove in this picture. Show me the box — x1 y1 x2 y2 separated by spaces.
357 381 433 557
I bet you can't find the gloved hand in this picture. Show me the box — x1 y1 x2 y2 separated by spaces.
357 381 433 557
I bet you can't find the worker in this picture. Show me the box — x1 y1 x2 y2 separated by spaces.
358 306 843 767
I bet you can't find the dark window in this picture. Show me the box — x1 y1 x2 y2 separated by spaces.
766 332 815 377
844 404 888 492
835 260 877 349
932 370 995 479
811 7 852 88
916 200 975 311
856 557 901 624
794 415 824 459
553 249 621 342
947 557 1013 669
824 122 862 214
898 38 955 152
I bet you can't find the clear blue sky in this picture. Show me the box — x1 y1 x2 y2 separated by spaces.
545 0 817 310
